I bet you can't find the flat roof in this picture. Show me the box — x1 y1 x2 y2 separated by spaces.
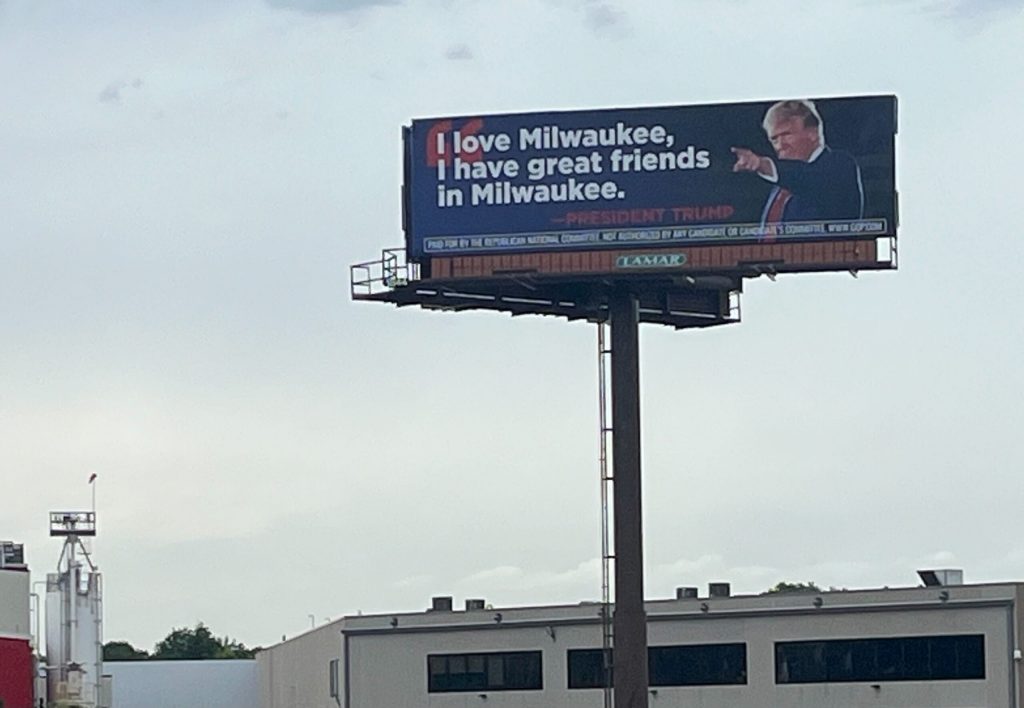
337 581 1023 635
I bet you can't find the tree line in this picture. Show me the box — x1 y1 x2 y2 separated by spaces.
103 622 256 661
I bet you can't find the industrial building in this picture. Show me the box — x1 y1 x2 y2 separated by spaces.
0 541 33 708
258 573 1024 708
45 512 106 708
0 514 110 708
7 519 1023 708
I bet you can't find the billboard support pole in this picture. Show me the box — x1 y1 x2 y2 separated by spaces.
610 288 649 708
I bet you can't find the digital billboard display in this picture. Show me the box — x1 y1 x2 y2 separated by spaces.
403 95 896 259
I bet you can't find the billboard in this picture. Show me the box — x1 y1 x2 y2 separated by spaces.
403 95 897 259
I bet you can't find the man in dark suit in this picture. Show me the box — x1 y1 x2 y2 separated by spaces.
732 100 863 226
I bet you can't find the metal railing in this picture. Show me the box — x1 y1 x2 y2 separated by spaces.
351 248 419 298
0 541 25 568
49 511 96 537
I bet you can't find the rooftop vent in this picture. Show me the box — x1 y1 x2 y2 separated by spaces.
708 582 731 598
429 596 453 612
917 569 964 587
465 598 486 611
675 586 699 600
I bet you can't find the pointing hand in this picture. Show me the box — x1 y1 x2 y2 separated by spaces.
731 147 762 172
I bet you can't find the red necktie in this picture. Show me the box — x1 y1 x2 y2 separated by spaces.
766 187 792 224
761 187 792 243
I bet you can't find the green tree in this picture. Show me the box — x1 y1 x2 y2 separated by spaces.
103 640 150 661
152 623 254 660
764 581 822 594
218 637 255 659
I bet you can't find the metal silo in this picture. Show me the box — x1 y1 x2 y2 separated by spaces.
44 511 104 708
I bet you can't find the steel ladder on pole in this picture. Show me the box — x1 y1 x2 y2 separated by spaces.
597 322 614 708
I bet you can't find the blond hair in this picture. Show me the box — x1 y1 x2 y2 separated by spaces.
763 99 825 142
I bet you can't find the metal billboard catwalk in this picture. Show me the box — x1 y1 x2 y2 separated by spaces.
353 248 741 708
352 248 741 329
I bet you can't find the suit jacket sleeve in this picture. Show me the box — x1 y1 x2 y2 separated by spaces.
773 149 864 220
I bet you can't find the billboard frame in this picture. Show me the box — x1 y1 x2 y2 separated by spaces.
402 95 898 264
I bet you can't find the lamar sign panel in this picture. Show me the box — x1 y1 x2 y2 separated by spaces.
403 95 896 259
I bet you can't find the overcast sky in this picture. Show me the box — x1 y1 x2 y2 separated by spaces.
2 0 1023 651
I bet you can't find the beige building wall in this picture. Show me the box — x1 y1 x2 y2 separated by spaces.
258 621 343 708
344 602 1011 708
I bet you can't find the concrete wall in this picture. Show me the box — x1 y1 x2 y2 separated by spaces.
257 622 343 708
104 660 257 708
0 567 30 638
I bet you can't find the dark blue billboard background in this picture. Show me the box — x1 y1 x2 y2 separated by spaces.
404 96 897 258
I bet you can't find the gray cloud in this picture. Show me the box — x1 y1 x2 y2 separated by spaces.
884 0 1024 18
444 44 473 61
583 1 628 34
947 0 1023 16
98 78 143 104
265 0 399 13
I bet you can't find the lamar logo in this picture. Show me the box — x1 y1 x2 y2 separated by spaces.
615 253 687 268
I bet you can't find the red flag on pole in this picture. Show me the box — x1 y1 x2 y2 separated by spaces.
88 473 97 484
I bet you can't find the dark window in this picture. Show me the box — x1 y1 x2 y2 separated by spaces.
902 636 930 680
776 635 985 684
567 649 611 689
649 643 747 686
568 644 747 688
427 651 543 693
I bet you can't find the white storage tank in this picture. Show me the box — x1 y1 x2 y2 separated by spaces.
45 511 104 708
